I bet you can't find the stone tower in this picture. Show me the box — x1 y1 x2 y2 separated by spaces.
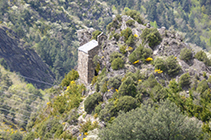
78 33 107 85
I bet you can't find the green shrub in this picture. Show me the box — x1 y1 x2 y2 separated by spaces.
111 57 124 70
150 85 168 102
54 125 63 138
141 28 162 48
203 72 207 78
126 19 135 26
195 50 211 66
179 73 191 88
92 30 102 40
129 44 152 63
208 76 211 83
100 77 108 93
99 101 116 122
84 92 103 114
119 76 137 97
180 47 193 62
95 103 102 114
106 15 122 31
196 79 209 93
0 58 9 70
154 58 166 71
147 74 159 88
120 45 127 54
166 55 181 76
61 69 79 87
108 75 122 89
125 10 143 24
99 100 204 140
116 96 138 113
126 34 135 45
109 52 123 62
121 27 132 42
169 79 180 93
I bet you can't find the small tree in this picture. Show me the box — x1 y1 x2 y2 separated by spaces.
121 27 132 42
179 73 191 88
125 10 143 24
195 50 211 66
108 76 122 89
61 69 79 87
111 57 124 70
154 58 166 71
84 92 103 114
166 55 181 76
141 28 162 48
119 76 137 97
116 96 138 113
180 47 193 62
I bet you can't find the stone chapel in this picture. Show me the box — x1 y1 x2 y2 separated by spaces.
78 32 107 85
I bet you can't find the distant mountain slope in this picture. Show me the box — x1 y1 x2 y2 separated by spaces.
0 25 55 89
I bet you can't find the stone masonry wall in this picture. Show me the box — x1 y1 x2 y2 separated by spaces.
78 51 89 84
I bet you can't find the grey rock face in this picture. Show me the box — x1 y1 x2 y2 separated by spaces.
0 26 55 89
77 28 95 46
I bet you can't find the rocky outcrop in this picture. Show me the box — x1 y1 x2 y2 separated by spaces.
77 28 95 46
0 26 55 89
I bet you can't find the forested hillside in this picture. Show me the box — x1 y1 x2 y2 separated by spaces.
1 0 210 83
0 0 211 140
17 12 211 140
0 65 48 139
104 0 211 50
0 0 112 82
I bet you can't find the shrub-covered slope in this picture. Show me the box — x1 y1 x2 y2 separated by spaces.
21 13 211 140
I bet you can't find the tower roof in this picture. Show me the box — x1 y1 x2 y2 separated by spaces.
78 39 98 54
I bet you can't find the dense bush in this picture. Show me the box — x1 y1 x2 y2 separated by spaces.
120 45 127 54
116 96 138 113
179 73 191 88
111 57 124 70
99 100 205 140
109 52 123 62
92 30 102 40
99 101 116 122
106 15 122 31
125 10 143 24
61 69 79 87
108 76 122 89
196 79 209 93
169 79 181 93
126 19 135 26
166 55 181 76
121 27 132 42
180 47 193 62
195 50 211 66
154 58 166 71
100 77 108 93
119 76 137 97
141 28 162 48
129 44 152 63
84 92 103 113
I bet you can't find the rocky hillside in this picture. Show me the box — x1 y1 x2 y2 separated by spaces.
20 13 211 140
0 25 55 89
